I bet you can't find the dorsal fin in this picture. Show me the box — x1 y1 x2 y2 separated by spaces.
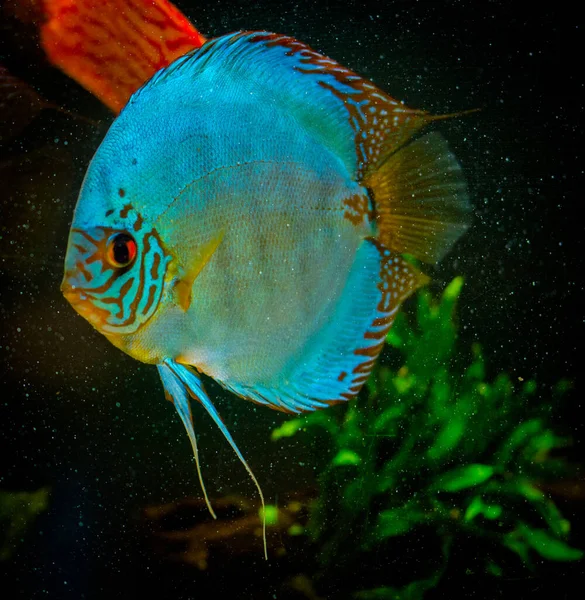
131 31 430 178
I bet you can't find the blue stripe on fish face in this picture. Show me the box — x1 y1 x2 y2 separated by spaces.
62 217 171 335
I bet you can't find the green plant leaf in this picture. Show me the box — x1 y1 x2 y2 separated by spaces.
503 534 531 563
386 312 411 348
464 496 502 521
288 523 304 536
373 404 406 434
386 328 403 348
426 416 466 461
486 561 503 577
465 344 485 381
511 479 545 502
372 503 430 543
271 418 304 440
433 464 495 492
342 478 368 512
442 276 464 302
493 418 543 465
517 523 583 561
332 449 362 467
259 504 279 526
270 274 580 594
416 290 433 331
271 410 340 440
535 498 571 538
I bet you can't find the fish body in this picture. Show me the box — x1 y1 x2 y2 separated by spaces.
62 31 471 553
82 83 365 386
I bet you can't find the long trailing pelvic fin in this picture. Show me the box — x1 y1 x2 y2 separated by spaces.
157 363 216 519
158 359 268 560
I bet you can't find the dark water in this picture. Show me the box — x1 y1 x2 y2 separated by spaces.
0 0 582 598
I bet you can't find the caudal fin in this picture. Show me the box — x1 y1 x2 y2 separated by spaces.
364 131 471 263
39 0 206 113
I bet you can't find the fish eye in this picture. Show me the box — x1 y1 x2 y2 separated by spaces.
106 233 137 269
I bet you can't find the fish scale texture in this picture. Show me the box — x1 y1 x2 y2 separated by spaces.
64 31 467 415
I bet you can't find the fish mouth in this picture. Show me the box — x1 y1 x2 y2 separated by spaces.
61 279 107 329
61 279 82 307
61 279 76 301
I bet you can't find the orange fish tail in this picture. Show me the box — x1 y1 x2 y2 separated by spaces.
39 0 206 113
364 127 472 264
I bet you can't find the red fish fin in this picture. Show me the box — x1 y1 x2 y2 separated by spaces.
365 132 471 264
39 0 206 113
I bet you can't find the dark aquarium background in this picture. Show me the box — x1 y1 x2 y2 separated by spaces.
1 0 582 598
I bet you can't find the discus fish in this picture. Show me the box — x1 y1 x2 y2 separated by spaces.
61 31 471 557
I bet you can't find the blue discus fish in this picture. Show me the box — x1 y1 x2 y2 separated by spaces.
61 31 471 556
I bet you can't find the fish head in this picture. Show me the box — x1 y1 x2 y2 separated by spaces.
60 89 208 361
61 202 172 341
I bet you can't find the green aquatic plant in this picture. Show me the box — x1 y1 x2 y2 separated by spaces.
272 277 581 598
0 487 49 560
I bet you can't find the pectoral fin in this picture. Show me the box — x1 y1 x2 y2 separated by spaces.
175 230 224 311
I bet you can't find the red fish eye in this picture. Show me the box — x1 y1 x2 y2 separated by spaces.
106 233 137 268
